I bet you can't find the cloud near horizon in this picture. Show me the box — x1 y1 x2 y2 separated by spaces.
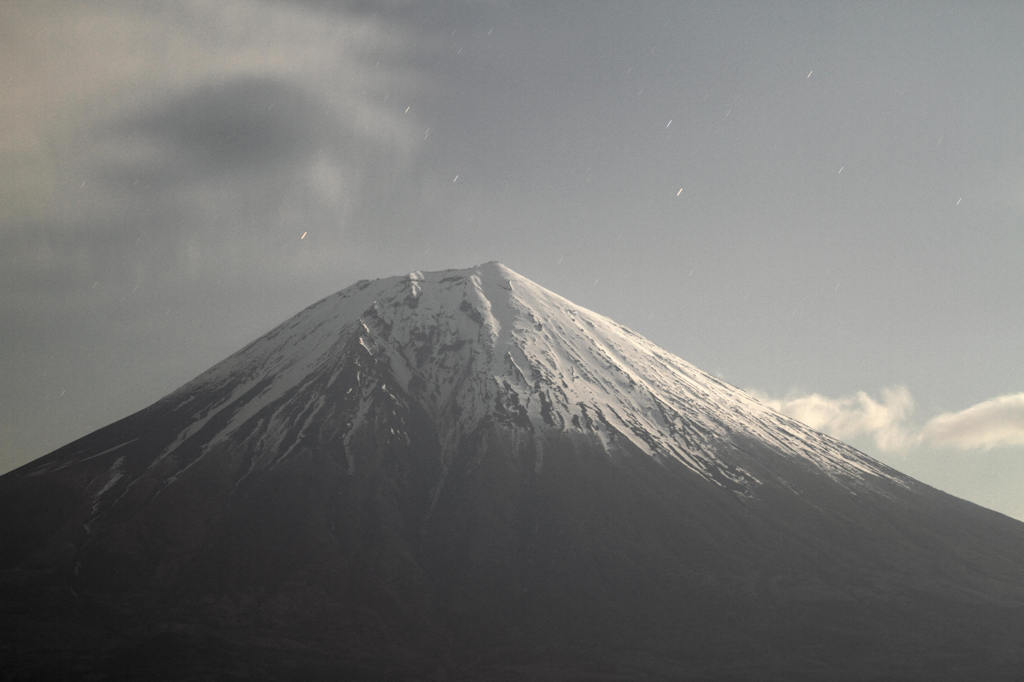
752 386 918 452
921 394 1024 451
753 387 1024 454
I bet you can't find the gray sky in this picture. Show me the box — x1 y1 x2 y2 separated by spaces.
3 1 1023 518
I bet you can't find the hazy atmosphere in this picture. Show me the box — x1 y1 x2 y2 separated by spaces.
3 1 1023 518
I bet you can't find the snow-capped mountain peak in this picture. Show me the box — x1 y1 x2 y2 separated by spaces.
147 262 904 494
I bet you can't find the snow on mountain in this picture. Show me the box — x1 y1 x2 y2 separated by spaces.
113 261 906 496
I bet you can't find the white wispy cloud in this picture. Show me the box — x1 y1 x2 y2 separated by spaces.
752 387 1024 453
921 393 1024 450
752 386 918 452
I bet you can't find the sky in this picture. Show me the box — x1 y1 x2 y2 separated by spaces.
3 1 1023 519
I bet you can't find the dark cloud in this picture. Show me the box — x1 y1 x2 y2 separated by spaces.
281 0 491 28
93 76 345 186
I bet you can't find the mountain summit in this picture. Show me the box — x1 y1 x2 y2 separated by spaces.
4 263 1024 680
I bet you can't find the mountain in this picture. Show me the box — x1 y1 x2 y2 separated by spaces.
3 262 1024 680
